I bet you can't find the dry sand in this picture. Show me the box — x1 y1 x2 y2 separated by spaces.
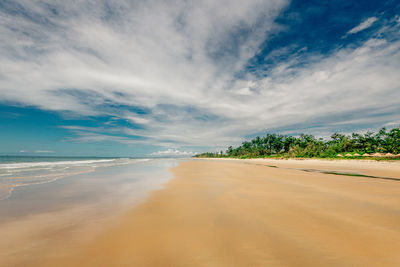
4 159 400 266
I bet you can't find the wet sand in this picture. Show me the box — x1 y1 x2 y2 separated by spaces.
36 159 400 267
0 159 175 267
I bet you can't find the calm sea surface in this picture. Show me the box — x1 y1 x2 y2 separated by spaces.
0 156 179 220
0 156 181 265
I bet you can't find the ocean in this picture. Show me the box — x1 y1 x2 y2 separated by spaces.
0 156 180 262
0 156 180 210
0 155 180 222
0 156 145 200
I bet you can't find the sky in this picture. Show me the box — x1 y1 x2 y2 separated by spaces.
0 0 399 157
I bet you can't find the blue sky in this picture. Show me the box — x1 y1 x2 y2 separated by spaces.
0 0 399 157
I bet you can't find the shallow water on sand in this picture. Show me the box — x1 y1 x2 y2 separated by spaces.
0 158 179 266
0 158 178 220
0 157 146 200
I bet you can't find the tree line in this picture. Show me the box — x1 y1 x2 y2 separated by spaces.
194 127 400 159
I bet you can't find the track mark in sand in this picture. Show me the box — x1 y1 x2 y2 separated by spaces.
299 169 400 182
246 162 400 182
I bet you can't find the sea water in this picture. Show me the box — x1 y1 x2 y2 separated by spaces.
0 156 179 219
0 156 141 200
0 156 180 263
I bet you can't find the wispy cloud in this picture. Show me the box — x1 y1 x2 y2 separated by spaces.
347 17 378 34
19 150 53 153
150 149 195 156
0 1 399 152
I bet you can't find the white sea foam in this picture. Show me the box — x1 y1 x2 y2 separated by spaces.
0 159 116 170
0 158 152 200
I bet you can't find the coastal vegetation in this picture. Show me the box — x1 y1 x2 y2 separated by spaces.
195 127 400 159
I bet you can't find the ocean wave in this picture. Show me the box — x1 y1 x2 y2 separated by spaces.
0 158 152 200
0 159 117 170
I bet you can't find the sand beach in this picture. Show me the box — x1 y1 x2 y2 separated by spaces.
2 1 400 266
7 158 397 267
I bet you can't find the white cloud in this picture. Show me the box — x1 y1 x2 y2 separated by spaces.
124 114 150 125
150 149 195 156
0 3 399 150
347 17 378 34
18 150 54 153
0 0 287 115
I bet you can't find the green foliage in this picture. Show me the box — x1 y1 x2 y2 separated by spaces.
194 127 400 159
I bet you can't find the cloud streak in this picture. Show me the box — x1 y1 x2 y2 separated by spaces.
0 1 399 152
19 150 53 153
150 149 195 157
347 17 378 34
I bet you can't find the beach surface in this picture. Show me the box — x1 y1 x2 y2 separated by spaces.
0 159 175 267
1 158 400 266
30 158 400 267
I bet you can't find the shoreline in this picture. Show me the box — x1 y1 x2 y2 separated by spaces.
38 158 400 266
0 159 176 267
